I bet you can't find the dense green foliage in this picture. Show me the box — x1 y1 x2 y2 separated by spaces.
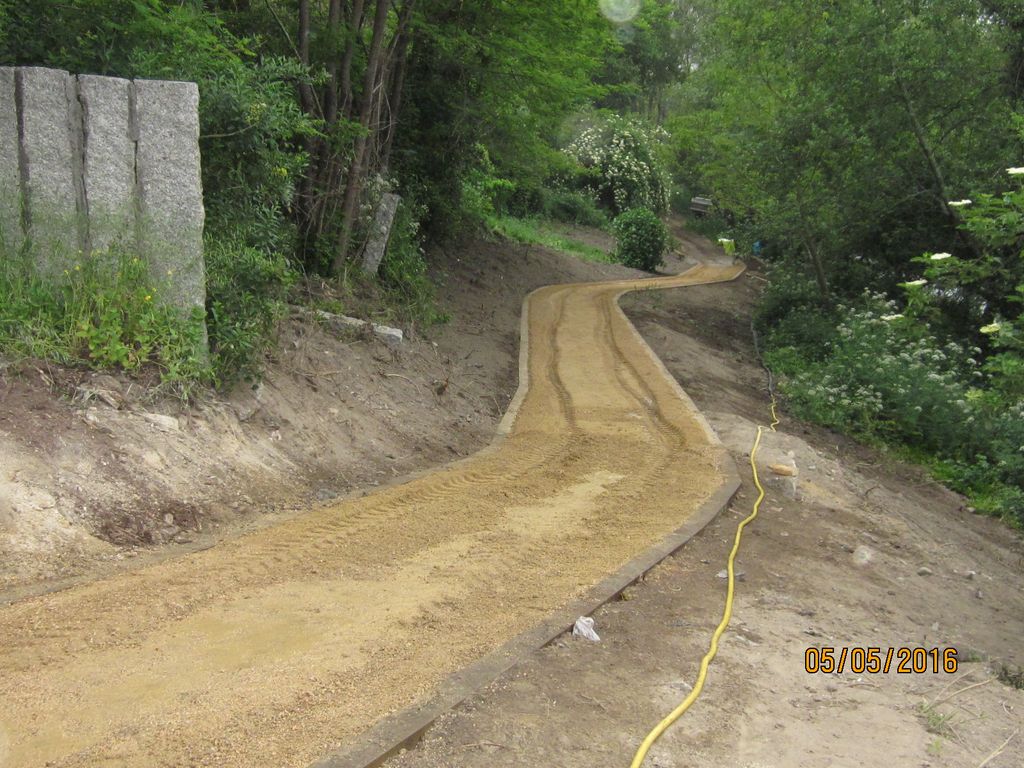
393 2 613 236
377 200 448 328
204 238 293 386
1 244 209 393
613 208 668 271
670 0 1024 522
0 0 673 384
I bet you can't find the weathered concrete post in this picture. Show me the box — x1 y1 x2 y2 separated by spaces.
0 68 23 255
14 67 79 271
77 74 135 254
133 79 206 319
361 192 401 275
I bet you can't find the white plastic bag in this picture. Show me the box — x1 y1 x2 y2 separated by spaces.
572 615 601 642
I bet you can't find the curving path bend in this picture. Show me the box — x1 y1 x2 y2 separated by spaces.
0 261 744 768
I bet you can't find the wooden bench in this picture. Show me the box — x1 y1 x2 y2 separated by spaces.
689 196 713 216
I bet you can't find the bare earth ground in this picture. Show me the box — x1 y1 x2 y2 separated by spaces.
1 225 1021 768
0 240 735 765
391 231 1024 768
0 235 674 597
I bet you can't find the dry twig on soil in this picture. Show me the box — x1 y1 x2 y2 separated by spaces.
977 728 1019 768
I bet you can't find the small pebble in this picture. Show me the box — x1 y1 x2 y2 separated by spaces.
917 566 933 577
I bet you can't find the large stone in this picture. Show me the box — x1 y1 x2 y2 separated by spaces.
132 78 205 316
16 67 80 270
77 74 135 254
0 67 23 255
361 192 401 275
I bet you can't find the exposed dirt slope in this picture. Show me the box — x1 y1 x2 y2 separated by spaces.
390 233 1024 768
0 259 741 767
0 236 659 596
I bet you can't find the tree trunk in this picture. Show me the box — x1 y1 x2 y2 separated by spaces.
333 0 391 272
380 43 411 172
793 186 830 299
339 0 367 121
895 73 955 223
379 0 416 173
296 0 317 239
804 239 829 299
297 0 314 115
323 0 344 127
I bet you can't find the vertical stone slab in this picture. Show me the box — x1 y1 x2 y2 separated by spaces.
15 67 80 270
77 74 135 254
132 78 206 319
361 192 401 275
0 67 23 255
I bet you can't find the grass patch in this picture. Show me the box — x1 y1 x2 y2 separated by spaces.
486 214 614 264
917 702 954 736
996 664 1024 689
1 241 210 397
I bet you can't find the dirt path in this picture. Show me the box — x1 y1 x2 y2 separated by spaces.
387 241 1024 768
0 262 743 768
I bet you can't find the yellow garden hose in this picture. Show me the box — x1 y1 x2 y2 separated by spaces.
629 393 780 768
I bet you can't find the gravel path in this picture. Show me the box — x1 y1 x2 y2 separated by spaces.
0 263 743 767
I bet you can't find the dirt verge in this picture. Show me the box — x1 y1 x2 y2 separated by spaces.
0 235 665 597
387 232 1024 768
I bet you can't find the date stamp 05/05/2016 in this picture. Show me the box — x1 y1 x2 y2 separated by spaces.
805 646 959 675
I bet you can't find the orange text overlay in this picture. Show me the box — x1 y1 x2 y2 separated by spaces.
804 646 958 675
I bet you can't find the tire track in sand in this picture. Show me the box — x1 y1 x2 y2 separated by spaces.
0 262 743 768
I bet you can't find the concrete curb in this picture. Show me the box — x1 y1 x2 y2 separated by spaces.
311 266 745 768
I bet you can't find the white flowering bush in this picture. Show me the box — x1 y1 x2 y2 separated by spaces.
945 399 1024 519
766 286 1024 522
563 115 670 214
767 292 979 453
916 186 1024 402
757 163 1024 524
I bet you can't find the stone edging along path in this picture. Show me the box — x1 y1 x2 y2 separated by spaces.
312 262 746 768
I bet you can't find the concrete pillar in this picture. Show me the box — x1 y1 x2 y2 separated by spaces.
77 74 135 254
132 78 206 317
0 67 23 256
15 67 80 271
361 192 402 275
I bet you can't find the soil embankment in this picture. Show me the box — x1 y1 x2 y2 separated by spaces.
0 250 741 766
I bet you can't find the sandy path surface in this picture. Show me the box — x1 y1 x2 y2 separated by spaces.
388 261 1024 768
0 263 742 768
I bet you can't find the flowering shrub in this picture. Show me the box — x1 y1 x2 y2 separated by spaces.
914 182 1024 401
767 292 980 452
943 399 1024 520
613 208 668 271
899 167 1024 521
563 115 670 214
765 286 1024 524
756 160 1024 524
